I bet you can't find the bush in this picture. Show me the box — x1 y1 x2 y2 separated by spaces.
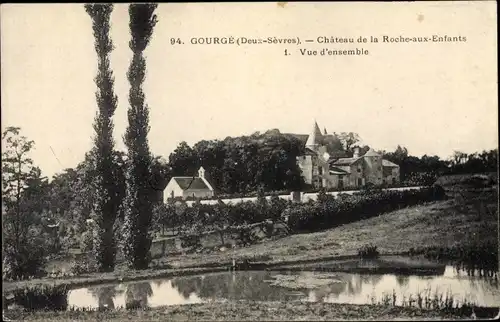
402 172 439 186
358 244 379 259
13 284 69 311
234 226 259 246
2 239 47 281
287 186 447 233
180 234 202 251
69 257 98 275
80 230 94 252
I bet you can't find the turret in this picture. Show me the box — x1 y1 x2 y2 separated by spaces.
305 120 323 150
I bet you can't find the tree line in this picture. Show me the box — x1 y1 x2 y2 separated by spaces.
2 4 159 279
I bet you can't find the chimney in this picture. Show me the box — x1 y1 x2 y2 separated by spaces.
353 147 360 158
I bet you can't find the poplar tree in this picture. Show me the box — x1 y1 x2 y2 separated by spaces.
122 3 158 269
85 4 120 272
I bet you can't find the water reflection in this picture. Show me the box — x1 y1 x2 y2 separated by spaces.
66 266 500 310
125 282 153 309
89 285 124 310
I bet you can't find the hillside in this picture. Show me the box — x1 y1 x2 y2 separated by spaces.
162 187 498 268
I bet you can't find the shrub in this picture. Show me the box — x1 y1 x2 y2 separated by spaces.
69 257 98 275
358 244 379 259
287 186 447 233
180 234 202 251
2 238 47 281
80 230 94 253
234 226 259 246
13 284 69 311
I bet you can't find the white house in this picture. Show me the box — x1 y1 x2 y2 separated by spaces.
163 166 215 201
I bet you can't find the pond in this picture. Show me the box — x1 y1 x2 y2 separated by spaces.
64 265 499 310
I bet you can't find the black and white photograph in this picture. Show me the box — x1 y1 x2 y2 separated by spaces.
1 2 498 321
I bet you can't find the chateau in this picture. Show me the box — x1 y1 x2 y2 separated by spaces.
296 121 400 189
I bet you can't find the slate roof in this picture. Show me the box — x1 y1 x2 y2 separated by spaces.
332 157 362 166
172 177 212 190
305 121 323 147
382 159 399 167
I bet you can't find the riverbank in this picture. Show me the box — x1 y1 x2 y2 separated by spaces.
5 301 498 321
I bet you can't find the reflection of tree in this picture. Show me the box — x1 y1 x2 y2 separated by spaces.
125 282 153 309
342 274 385 297
396 275 410 288
171 272 307 302
345 275 363 296
313 280 348 300
89 285 123 310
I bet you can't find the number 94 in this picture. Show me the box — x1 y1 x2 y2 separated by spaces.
170 38 182 45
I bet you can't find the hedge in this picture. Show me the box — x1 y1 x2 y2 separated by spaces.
286 185 447 233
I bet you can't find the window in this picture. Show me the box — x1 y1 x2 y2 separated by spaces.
357 168 361 173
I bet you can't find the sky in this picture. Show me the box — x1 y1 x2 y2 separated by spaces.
1 2 497 179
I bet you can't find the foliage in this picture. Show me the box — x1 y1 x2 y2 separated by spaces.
409 240 498 272
84 3 122 272
234 226 259 247
179 234 203 251
13 284 69 311
167 130 306 195
358 244 379 259
372 289 477 313
69 257 98 275
287 186 447 233
122 3 158 270
382 145 498 182
2 127 48 280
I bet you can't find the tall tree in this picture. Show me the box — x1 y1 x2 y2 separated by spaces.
2 127 48 279
122 3 158 269
85 4 121 272
338 132 361 152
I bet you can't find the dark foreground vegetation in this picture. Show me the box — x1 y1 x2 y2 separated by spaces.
4 300 499 321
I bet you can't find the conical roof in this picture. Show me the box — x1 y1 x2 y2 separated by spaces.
305 120 322 148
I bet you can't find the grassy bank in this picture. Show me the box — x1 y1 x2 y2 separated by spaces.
5 301 498 321
162 190 497 268
4 188 497 294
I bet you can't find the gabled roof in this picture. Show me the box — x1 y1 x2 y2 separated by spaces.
332 157 362 166
172 177 212 190
382 159 399 167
